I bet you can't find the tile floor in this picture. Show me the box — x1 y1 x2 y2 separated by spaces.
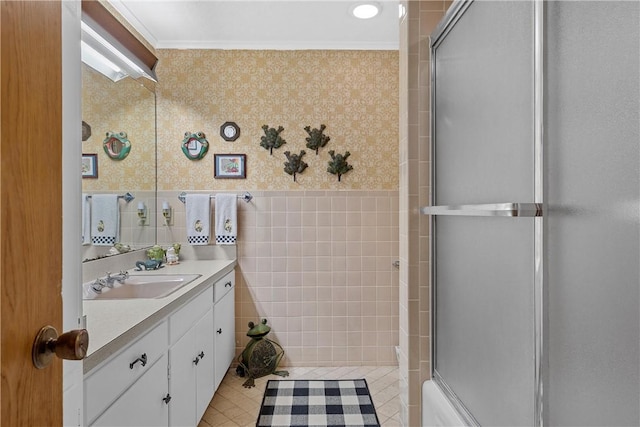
198 366 401 427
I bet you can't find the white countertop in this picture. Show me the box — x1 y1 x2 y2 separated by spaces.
83 259 236 373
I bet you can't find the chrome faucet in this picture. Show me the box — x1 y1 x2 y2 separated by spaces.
91 271 129 294
105 270 129 287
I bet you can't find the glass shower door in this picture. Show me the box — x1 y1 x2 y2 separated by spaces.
423 1 542 425
544 1 640 425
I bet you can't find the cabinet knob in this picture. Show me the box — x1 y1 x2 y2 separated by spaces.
217 328 222 334
224 281 232 288
32 326 89 369
198 351 205 359
193 356 200 365
162 393 172 404
129 353 147 369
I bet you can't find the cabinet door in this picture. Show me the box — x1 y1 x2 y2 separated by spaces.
195 308 215 422
91 354 169 427
169 328 197 427
85 322 169 424
214 286 235 391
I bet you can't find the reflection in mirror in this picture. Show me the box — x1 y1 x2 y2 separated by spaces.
103 131 131 160
81 63 156 262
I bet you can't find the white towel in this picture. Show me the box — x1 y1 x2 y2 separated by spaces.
91 194 120 246
186 194 211 245
82 193 91 245
215 193 237 245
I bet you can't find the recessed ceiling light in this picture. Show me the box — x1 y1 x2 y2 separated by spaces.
351 2 381 19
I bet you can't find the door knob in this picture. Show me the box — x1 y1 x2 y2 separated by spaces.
32 326 89 369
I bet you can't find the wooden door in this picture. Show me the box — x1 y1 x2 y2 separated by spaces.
1 1 64 425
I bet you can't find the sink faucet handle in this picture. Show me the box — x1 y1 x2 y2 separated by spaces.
114 270 129 284
91 278 107 294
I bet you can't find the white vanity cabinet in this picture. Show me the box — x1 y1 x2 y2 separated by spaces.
213 270 236 391
84 265 237 427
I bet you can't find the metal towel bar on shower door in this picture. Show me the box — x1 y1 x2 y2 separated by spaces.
420 203 543 217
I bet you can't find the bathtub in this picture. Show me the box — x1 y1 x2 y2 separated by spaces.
422 380 468 427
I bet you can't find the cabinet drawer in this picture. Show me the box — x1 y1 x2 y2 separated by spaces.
85 321 168 424
214 270 235 304
169 286 213 345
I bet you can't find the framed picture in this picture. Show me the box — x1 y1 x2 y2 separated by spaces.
214 154 246 179
82 153 98 178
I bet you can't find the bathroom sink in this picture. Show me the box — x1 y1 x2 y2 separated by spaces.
84 274 201 300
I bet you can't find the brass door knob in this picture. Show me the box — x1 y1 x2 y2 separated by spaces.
32 326 89 369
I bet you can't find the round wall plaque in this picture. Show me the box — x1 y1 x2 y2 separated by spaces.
220 122 240 142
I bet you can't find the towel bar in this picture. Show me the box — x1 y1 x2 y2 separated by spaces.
85 192 135 203
177 192 253 204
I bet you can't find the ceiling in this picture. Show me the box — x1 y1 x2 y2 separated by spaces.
107 0 400 50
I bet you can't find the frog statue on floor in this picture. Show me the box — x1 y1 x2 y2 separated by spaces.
236 318 289 388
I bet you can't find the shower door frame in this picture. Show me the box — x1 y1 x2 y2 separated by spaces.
425 0 545 425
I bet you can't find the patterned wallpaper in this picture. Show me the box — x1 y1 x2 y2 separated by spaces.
81 65 156 192
156 49 399 191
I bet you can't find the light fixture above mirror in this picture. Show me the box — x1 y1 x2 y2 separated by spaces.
81 0 158 82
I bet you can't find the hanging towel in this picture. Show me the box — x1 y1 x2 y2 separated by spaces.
82 193 91 245
215 193 237 245
91 194 120 246
186 194 211 245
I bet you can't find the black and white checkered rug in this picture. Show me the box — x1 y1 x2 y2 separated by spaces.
256 379 380 427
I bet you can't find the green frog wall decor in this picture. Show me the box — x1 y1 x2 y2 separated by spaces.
103 131 131 160
327 150 354 182
304 124 330 155
283 150 308 182
260 125 286 155
181 131 209 160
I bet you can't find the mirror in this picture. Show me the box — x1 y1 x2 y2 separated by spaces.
81 63 157 262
